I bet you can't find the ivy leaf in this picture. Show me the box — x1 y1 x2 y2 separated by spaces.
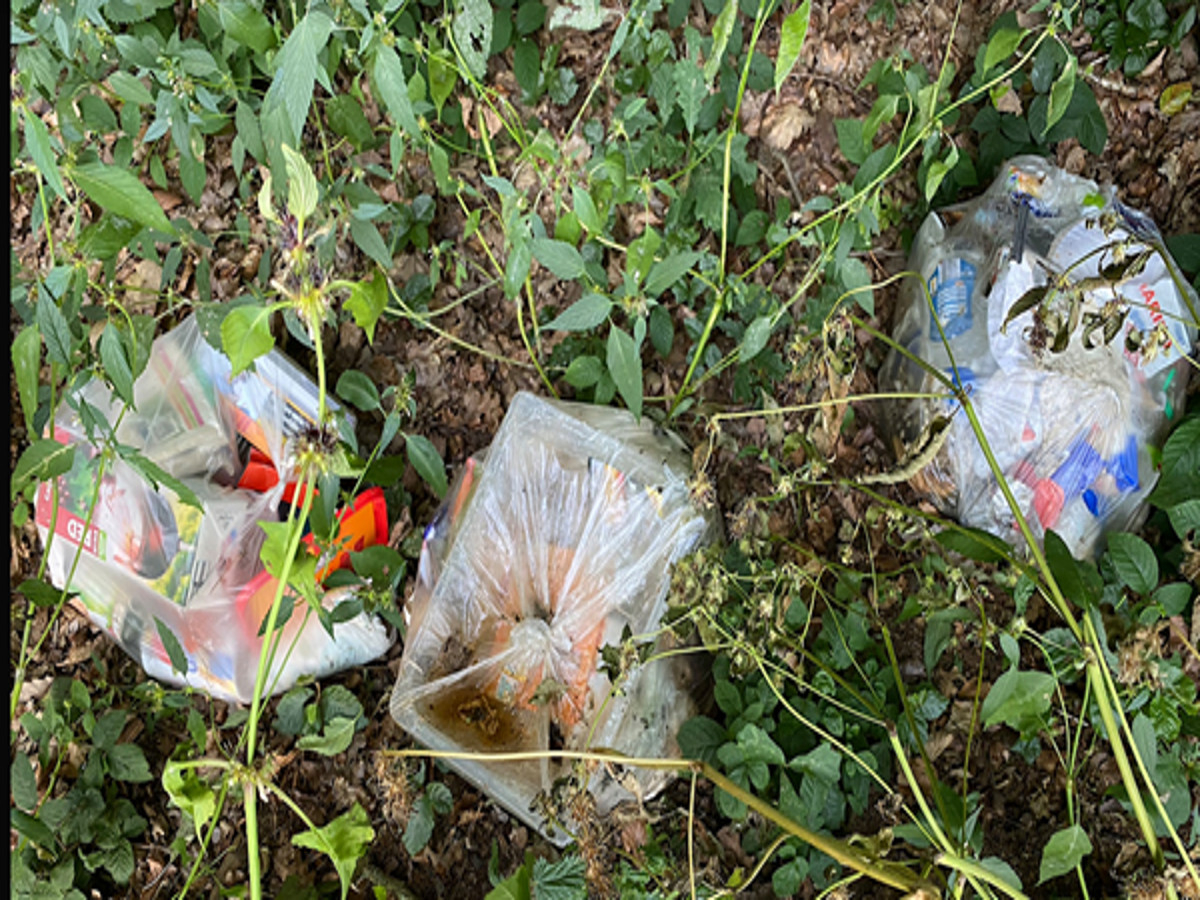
345 268 389 344
606 324 643 420
221 303 275 376
71 161 174 234
544 293 611 331
13 324 41 433
1038 825 1092 884
773 0 812 93
406 433 448 499
1105 532 1158 595
292 803 375 900
531 238 586 280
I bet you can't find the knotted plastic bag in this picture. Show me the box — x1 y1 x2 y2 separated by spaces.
879 156 1197 559
390 392 719 843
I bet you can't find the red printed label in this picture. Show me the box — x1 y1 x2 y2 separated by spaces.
36 482 105 558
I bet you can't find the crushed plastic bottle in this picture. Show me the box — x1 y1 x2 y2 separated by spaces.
390 392 720 844
34 316 394 704
879 156 1197 560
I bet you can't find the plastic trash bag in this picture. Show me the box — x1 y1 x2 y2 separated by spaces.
879 155 1197 560
34 316 393 704
390 392 720 843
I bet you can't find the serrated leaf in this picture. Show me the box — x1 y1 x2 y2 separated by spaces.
645 250 701 298
1038 825 1092 884
374 44 421 137
606 325 643 420
1167 499 1200 540
984 26 1023 71
740 316 772 361
1105 532 1158 595
99 323 136 407
218 0 276 54
544 293 611 331
107 743 152 782
504 237 532 300
13 324 41 433
12 439 75 498
292 803 375 900
12 809 57 849
406 433 448 499
107 70 155 107
531 856 586 899
704 0 738 85
563 355 602 388
281 143 318 226
773 0 811 93
36 294 76 369
336 370 381 411
345 268 389 344
154 617 189 675
531 238 586 280
297 716 356 756
221 303 275 376
11 753 38 812
23 107 65 199
674 60 705 135
71 161 173 234
263 10 333 146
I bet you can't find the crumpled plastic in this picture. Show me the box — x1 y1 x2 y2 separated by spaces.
34 316 393 704
390 392 720 843
879 155 1197 559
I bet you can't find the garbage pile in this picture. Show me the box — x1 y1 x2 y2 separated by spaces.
35 317 393 704
390 392 719 843
880 156 1197 559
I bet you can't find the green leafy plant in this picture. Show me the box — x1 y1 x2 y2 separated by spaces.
1083 0 1198 76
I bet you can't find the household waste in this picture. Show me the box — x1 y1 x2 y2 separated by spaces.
390 392 720 843
35 316 393 704
880 155 1197 560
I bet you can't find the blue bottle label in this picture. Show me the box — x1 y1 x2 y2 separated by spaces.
928 257 976 341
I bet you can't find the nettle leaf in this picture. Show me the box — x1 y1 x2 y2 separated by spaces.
264 10 334 145
72 161 174 234
544 293 611 331
531 238 586 280
292 803 375 900
221 303 275 376
773 0 812 93
530 856 586 899
606 324 643 420
453 0 492 81
407 433 448 499
345 268 389 344
981 667 1055 733
1105 532 1158 595
13 324 41 433
704 0 738 85
1038 824 1092 884
373 44 421 138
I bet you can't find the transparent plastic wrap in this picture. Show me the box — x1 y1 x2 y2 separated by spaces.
880 156 1197 559
391 392 720 843
35 317 393 704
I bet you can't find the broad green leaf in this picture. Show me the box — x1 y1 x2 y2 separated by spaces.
607 325 643 420
22 107 65 199
11 439 75 498
107 743 152 782
544 293 611 331
281 144 318 226
1105 532 1158 595
428 49 457 116
13 324 41 433
403 794 437 855
292 803 375 900
645 250 701 298
71 161 174 234
36 295 74 368
531 238 586 280
154 617 189 675
122 449 204 511
839 256 875 316
1038 825 1092 884
1046 54 1077 134
326 95 374 150
530 856 586 898
984 26 1023 71
677 716 727 765
107 71 155 107
924 144 958 202
1167 499 1200 540
336 370 381 412
674 60 704 135
982 667 1055 732
504 237 532 300
452 0 492 80
977 858 1023 892
345 268 389 344
1159 82 1192 117
406 433 448 498
572 185 602 233
218 0 276 54
373 43 421 137
1044 529 1096 608
740 315 772 361
263 10 334 145
163 762 216 833
221 303 275 376
17 578 64 608
704 0 738 85
11 753 38 812
350 217 393 269
773 0 812 93
297 716 356 756
934 525 1008 563
563 355 602 388
99 323 136 407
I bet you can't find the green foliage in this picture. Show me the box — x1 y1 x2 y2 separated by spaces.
487 850 588 900
1083 0 1197 76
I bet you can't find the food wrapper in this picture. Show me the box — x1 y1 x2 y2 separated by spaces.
390 392 719 843
879 156 1197 559
34 316 393 704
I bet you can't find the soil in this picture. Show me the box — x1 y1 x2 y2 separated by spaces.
9 1 1200 898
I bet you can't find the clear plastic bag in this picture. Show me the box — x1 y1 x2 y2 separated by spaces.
35 316 393 704
391 392 720 843
880 156 1197 559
